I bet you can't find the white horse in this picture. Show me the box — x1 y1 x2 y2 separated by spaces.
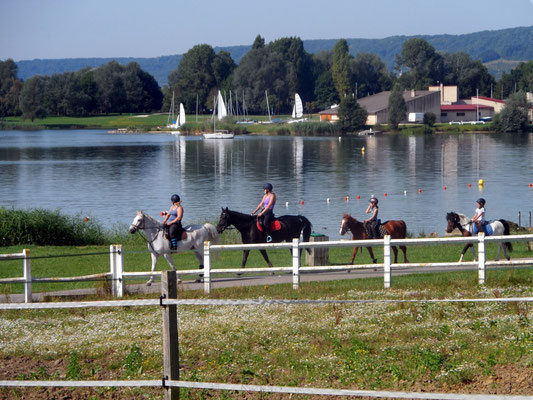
445 212 512 262
129 211 219 285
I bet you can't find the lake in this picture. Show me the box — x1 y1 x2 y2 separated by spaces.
1 130 532 239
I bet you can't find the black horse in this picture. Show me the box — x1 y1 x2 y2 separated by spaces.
216 207 312 268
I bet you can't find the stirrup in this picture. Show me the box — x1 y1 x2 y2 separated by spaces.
266 235 272 243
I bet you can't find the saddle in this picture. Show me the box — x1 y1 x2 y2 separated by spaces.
365 220 388 239
256 219 282 232
473 222 493 235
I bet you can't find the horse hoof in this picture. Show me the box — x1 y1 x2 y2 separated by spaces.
146 281 152 287
195 278 203 283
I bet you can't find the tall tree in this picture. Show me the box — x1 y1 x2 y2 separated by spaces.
388 84 407 129
493 91 530 133
331 39 352 98
397 38 444 89
19 75 48 121
443 52 495 98
336 96 367 132
351 53 392 98
0 59 23 116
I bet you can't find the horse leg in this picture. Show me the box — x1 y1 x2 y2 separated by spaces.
366 247 378 264
350 246 359 264
459 244 469 262
400 246 408 263
194 251 204 283
259 249 274 269
392 246 399 264
147 253 158 286
241 250 251 269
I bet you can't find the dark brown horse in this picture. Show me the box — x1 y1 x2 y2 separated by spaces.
339 214 409 264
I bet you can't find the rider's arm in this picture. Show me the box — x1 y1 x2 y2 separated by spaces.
365 207 378 223
252 196 265 215
471 211 480 222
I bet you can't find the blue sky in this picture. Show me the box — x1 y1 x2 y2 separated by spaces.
1 0 532 61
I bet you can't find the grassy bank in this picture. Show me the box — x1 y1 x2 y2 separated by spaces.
0 269 531 399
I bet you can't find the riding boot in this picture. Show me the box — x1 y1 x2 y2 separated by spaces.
170 238 178 250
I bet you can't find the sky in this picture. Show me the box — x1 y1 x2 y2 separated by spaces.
1 0 533 61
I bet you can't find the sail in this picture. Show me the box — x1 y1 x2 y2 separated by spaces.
217 90 227 120
294 94 303 118
178 103 186 126
291 104 296 118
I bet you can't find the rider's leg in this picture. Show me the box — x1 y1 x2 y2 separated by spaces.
263 210 273 242
169 224 178 249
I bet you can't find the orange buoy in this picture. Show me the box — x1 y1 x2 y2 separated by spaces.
300 200 304 205
468 183 472 187
418 188 422 193
443 186 447 190
384 192 387 197
356 195 360 199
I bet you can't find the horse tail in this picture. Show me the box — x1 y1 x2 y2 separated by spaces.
299 216 313 254
499 219 513 252
203 223 220 246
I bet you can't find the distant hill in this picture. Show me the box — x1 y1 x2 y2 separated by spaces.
15 26 533 86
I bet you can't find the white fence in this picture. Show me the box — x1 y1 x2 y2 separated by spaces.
2 235 533 302
0 281 531 400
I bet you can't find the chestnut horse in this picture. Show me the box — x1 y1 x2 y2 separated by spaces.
339 214 409 264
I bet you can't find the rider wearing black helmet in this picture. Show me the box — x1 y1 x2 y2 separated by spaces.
364 197 380 238
251 183 276 242
162 194 184 249
471 198 486 234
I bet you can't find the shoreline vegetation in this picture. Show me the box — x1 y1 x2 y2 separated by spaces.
0 113 496 135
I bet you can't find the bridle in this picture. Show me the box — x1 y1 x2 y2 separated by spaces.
131 214 163 253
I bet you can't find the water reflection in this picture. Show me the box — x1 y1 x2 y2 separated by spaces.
0 130 532 238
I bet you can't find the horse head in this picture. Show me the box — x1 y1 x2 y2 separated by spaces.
129 210 144 234
216 207 231 234
445 212 460 233
339 214 353 235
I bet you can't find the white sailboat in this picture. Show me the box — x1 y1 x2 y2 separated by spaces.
288 93 308 124
166 92 186 134
203 91 234 139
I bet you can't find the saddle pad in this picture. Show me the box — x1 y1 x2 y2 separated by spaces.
473 223 493 236
257 220 282 232
364 224 388 239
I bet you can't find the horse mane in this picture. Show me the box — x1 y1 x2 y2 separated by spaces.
139 210 162 227
343 214 361 223
225 208 254 222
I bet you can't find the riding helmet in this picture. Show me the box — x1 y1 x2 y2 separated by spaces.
263 183 273 191
170 194 180 203
476 198 485 206
369 197 378 204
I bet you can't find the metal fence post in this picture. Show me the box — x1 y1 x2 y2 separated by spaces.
478 233 486 285
23 249 32 303
383 235 391 289
162 270 179 400
292 238 300 290
203 241 211 294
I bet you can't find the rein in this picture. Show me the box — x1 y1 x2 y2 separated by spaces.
133 216 164 254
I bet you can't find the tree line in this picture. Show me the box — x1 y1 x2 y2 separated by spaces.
1 35 533 124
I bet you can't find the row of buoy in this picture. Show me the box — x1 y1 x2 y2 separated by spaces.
279 179 492 207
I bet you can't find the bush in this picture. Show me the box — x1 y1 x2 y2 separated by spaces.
0 207 106 246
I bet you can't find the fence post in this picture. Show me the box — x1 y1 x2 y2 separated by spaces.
162 270 179 400
478 233 486 285
23 249 32 303
110 245 124 297
292 238 300 290
203 241 211 294
383 235 391 289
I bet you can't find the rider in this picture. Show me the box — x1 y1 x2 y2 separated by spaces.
471 198 486 234
162 194 184 250
364 197 380 238
251 183 276 242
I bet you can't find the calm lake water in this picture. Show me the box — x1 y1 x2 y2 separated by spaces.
1 130 532 239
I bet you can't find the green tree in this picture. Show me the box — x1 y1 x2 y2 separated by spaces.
314 71 338 110
388 84 407 129
0 59 23 116
397 38 444 89
493 91 530 133
443 52 495 98
351 53 392 98
336 96 367 132
19 75 48 121
332 39 352 98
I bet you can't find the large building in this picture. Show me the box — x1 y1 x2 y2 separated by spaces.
440 104 493 123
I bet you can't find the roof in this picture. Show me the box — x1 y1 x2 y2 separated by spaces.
442 104 493 111
318 107 338 115
356 90 437 114
473 96 505 104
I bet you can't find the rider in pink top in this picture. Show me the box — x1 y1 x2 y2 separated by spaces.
251 183 276 242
